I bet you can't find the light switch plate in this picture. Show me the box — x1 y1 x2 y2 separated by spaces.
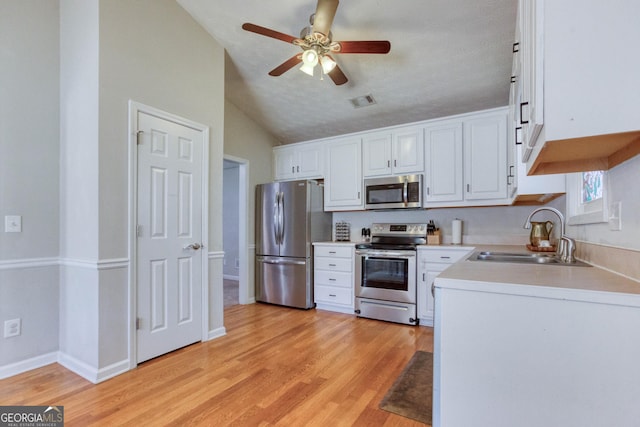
4 215 22 233
609 202 622 231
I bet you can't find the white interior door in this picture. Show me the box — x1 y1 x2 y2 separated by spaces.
136 110 204 363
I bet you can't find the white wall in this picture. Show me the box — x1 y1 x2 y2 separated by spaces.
2 0 226 381
223 99 278 301
94 0 225 373
0 0 60 368
566 155 640 251
223 164 240 279
58 0 101 372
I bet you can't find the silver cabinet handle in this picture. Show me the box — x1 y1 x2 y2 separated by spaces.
183 243 202 250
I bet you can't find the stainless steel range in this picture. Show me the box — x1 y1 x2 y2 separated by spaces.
354 223 427 325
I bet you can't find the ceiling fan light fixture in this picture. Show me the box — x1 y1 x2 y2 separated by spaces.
301 49 319 67
300 62 316 76
320 55 336 73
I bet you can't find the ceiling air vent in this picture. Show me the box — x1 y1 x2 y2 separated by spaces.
349 94 376 109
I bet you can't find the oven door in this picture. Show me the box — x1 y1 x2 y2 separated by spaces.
355 250 416 304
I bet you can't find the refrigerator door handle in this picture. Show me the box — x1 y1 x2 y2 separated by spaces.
257 256 306 266
279 191 285 244
273 192 280 245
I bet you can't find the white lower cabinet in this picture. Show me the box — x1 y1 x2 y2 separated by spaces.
313 243 355 314
417 247 473 326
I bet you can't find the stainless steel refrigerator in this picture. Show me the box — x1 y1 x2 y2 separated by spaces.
255 180 332 309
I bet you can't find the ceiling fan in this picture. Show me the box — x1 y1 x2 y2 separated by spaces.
242 0 391 85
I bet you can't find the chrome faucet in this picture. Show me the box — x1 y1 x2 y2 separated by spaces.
523 207 576 263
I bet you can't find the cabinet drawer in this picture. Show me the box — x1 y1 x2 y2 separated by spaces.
315 257 352 272
419 249 471 264
314 245 352 258
315 270 352 288
315 285 353 306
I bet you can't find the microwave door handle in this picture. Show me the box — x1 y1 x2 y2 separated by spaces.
403 179 408 206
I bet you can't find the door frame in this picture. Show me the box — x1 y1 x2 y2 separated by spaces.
127 100 210 370
223 154 250 304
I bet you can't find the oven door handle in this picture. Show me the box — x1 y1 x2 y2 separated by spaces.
356 250 416 258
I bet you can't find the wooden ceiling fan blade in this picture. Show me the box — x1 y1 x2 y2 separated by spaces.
335 40 391 54
327 62 348 85
268 55 303 76
242 23 298 44
313 0 339 37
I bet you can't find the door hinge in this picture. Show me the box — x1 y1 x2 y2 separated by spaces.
136 317 142 330
136 130 143 145
137 224 142 237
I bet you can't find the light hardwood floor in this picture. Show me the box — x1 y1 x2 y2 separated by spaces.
0 304 433 426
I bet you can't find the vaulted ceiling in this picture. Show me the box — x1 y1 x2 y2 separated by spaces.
178 0 517 144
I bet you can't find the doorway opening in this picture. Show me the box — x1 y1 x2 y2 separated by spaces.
223 155 249 308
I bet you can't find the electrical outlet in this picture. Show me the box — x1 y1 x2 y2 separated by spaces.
4 215 22 233
4 318 21 338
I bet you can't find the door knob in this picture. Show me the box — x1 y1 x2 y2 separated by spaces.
183 243 202 250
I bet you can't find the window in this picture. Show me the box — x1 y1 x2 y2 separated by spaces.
567 170 608 225
581 171 603 203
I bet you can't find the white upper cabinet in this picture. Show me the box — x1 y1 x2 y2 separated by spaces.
362 127 424 177
275 106 567 210
424 122 463 204
517 0 544 162
362 132 393 177
513 0 640 175
324 137 363 211
464 112 508 201
424 109 510 208
273 142 323 181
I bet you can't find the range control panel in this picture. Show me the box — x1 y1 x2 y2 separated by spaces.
370 223 427 237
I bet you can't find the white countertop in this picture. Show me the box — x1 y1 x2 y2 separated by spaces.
312 241 356 246
436 244 640 307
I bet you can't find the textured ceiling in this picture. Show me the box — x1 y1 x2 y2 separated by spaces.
177 0 517 145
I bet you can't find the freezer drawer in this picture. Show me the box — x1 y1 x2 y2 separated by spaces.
256 256 313 309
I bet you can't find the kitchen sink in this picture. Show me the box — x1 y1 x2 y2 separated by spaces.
470 251 591 267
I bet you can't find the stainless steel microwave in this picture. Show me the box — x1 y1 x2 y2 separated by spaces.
364 175 423 210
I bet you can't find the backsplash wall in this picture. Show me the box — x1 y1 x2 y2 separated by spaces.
332 197 566 246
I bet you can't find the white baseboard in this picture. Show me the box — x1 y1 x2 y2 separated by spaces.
207 326 227 341
57 352 129 384
0 352 58 380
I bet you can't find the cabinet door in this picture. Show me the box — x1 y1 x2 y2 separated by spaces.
464 113 508 200
519 0 544 160
297 143 323 178
324 137 363 210
393 126 425 174
424 123 463 203
417 262 446 325
362 132 392 177
273 147 297 180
